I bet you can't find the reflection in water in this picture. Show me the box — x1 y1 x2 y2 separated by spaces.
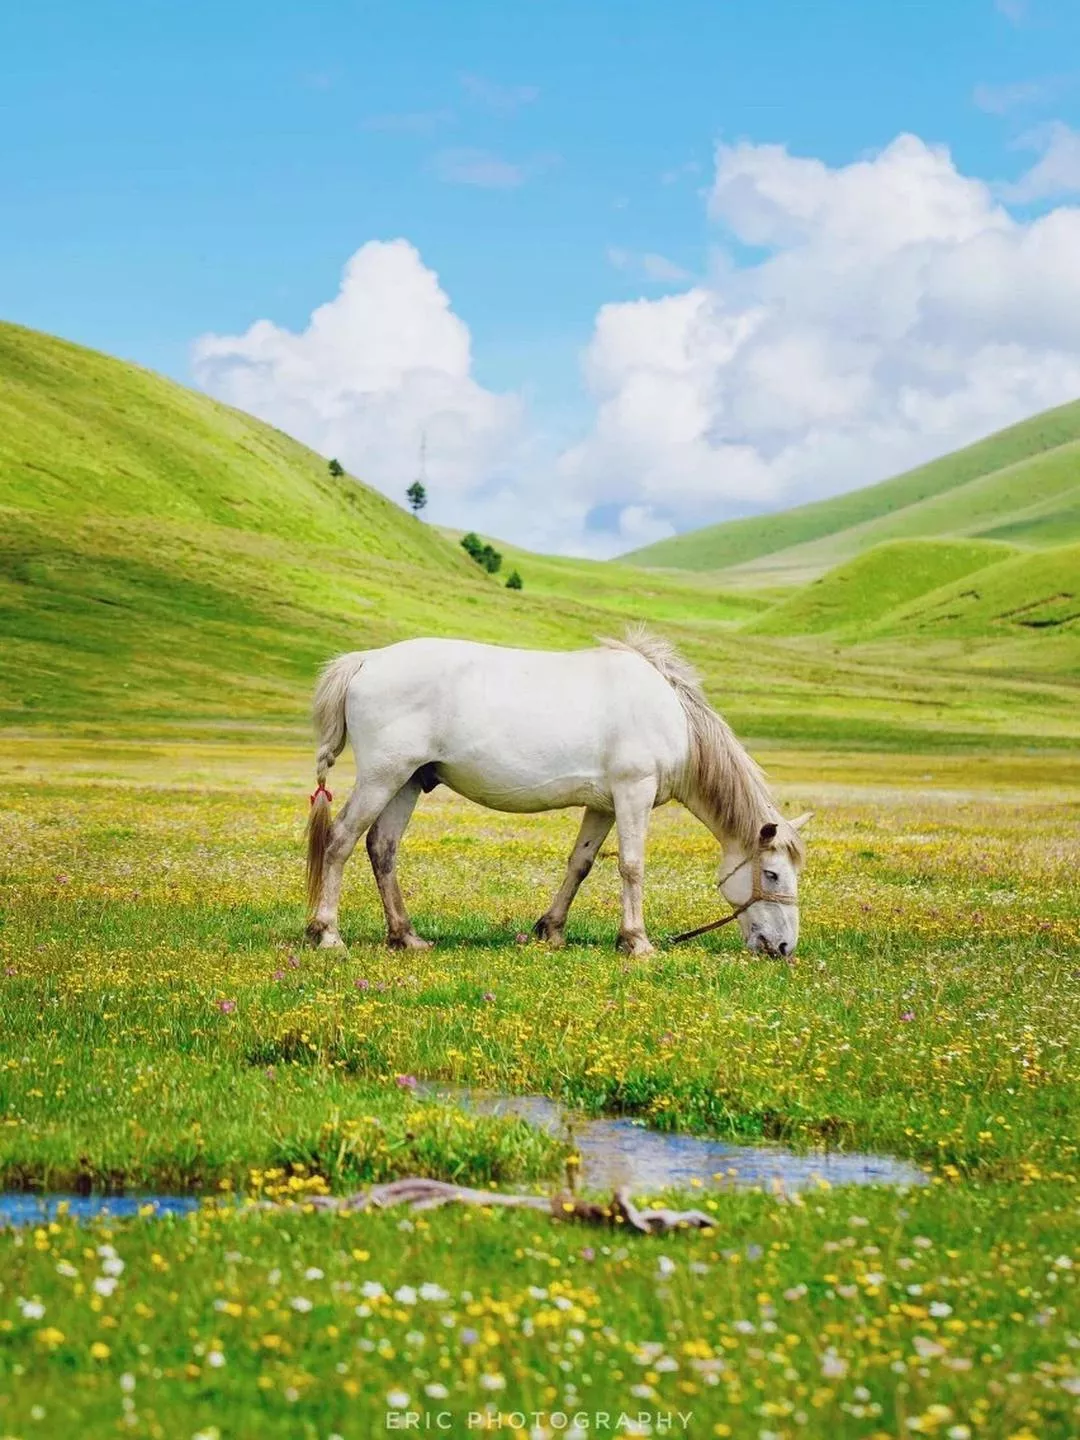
420 1086 927 1193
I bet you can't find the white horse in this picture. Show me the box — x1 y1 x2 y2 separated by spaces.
305 630 810 958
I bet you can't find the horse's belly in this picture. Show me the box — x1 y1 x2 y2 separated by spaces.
435 760 613 814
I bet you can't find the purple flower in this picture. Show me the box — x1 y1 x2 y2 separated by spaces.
355 978 370 991
580 1247 595 1262
900 1011 915 1023
461 1327 478 1345
272 968 285 981
56 874 71 885
514 933 529 945
482 991 495 1003
3 967 16 978
217 998 237 1014
395 1074 418 1090
287 954 301 970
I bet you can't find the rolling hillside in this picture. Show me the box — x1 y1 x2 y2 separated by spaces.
1 321 1076 750
627 401 1080 583
747 539 1017 637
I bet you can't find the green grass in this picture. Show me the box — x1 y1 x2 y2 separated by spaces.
5 320 1078 753
0 740 1077 1437
746 539 1017 637
627 399 1080 579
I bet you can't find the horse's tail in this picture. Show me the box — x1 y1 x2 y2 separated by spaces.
306 651 365 917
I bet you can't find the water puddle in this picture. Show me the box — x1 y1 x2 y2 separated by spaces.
0 1193 199 1228
420 1087 927 1193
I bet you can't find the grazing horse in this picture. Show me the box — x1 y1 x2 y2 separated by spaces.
305 630 810 957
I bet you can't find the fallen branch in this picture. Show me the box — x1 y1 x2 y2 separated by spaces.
302 1178 715 1234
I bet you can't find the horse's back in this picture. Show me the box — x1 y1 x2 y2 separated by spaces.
342 638 689 811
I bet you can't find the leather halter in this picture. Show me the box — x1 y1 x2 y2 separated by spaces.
670 850 799 945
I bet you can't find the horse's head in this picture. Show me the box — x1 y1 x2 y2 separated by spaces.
719 812 813 959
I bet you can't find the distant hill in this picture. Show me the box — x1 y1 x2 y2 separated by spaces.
627 402 1080 583
747 539 1016 637
1 321 1076 749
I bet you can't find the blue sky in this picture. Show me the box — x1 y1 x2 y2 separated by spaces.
4 0 1080 552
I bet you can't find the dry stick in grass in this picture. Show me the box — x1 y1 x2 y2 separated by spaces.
302 1178 716 1234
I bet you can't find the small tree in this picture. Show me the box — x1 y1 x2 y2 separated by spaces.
505 569 523 590
460 532 503 575
406 480 427 515
328 457 345 477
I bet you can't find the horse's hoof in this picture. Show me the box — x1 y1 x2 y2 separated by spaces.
532 916 565 948
617 933 655 958
388 932 433 951
318 931 348 953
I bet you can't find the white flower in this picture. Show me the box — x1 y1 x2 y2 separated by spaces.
821 1347 848 1379
55 1261 78 1279
654 1355 678 1372
289 1296 312 1313
101 1257 125 1278
119 1373 136 1393
629 1383 655 1399
527 1286 548 1300
207 1350 226 1368
393 1285 417 1305
913 1336 945 1359
479 1373 505 1391
97 1244 118 1260
848 1215 869 1227
93 1277 118 1298
387 1390 410 1408
361 1280 385 1299
929 1301 953 1318
304 1266 324 1280
657 1255 676 1277
1054 1255 1074 1270
913 1236 933 1249
419 1282 449 1302
18 1299 45 1320
424 1383 449 1399
864 1272 885 1286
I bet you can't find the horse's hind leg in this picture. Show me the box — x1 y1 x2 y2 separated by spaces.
366 775 431 950
308 773 409 950
613 778 658 957
534 807 613 947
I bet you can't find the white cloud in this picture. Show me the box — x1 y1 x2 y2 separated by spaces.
995 0 1027 21
1000 121 1080 201
431 148 557 189
193 240 521 515
607 248 692 283
973 77 1054 114
459 74 540 114
562 132 1080 539
193 134 1080 558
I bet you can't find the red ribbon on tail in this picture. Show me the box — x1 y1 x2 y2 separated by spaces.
310 783 333 806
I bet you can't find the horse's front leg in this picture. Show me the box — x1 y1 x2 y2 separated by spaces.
534 807 614 947
613 777 658 957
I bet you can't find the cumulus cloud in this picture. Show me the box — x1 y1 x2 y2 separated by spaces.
459 73 540 114
192 134 1080 558
193 240 521 515
561 132 1080 541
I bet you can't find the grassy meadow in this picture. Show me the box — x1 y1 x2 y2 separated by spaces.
1 321 1079 1437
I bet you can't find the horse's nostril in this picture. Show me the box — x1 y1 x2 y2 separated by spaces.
778 941 790 956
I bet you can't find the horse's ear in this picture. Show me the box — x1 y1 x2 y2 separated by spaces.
789 811 815 832
759 822 778 844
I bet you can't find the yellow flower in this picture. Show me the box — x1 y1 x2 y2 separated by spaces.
36 1327 65 1348
90 1341 110 1360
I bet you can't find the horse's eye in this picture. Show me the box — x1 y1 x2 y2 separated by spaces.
764 870 779 883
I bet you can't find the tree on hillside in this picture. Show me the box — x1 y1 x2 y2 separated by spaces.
406 480 428 515
328 458 345 477
505 569 523 590
461 532 502 574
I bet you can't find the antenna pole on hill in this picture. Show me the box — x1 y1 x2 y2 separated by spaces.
406 430 429 516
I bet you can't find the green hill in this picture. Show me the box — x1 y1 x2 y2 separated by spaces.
1 320 1077 751
627 401 1080 581
748 539 1017 637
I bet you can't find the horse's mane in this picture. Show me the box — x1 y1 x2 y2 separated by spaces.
602 626 805 865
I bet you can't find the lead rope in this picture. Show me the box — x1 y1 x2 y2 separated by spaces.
669 851 798 945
